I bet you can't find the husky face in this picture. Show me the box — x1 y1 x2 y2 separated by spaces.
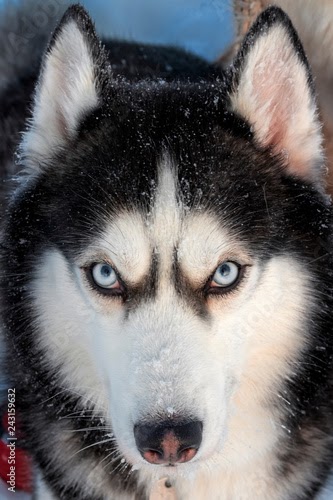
2 5 333 497
32 197 313 474
29 162 315 476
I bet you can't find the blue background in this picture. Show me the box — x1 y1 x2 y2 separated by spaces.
1 0 234 61
82 0 233 61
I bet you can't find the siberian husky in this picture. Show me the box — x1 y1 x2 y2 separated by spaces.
0 2 333 499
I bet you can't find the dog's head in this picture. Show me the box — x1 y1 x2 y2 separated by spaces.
3 4 332 484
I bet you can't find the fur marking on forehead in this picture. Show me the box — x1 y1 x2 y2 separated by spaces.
149 155 182 275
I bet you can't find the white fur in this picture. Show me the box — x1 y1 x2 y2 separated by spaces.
230 24 323 183
149 158 182 278
22 20 99 170
30 157 314 498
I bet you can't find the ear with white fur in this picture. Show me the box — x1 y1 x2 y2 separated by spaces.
229 7 324 185
22 4 110 172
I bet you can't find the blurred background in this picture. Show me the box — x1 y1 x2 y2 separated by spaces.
80 0 234 60
0 0 234 61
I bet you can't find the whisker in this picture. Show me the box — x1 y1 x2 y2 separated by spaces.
63 427 113 433
68 438 114 460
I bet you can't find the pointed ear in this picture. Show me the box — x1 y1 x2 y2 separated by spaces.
22 5 110 171
229 7 324 185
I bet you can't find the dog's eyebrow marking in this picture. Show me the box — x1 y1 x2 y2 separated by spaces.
176 213 241 285
95 211 152 285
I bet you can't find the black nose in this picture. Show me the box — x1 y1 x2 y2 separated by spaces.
134 420 203 465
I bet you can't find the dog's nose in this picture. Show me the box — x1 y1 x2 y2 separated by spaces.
134 420 203 465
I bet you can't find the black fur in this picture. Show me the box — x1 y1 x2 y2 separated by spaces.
0 4 333 499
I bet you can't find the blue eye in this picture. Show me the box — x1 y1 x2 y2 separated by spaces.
211 262 240 288
91 263 118 289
